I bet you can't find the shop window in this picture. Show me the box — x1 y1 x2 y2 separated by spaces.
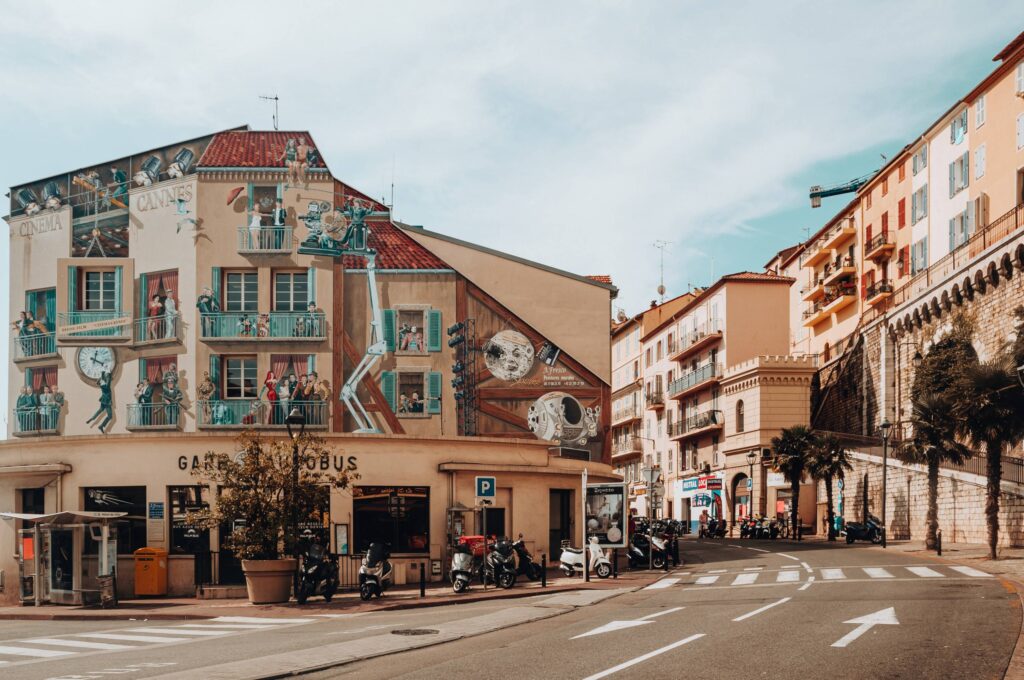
353 486 430 554
225 356 258 399
20 488 45 514
169 486 210 553
382 369 441 416
225 272 258 312
84 486 147 554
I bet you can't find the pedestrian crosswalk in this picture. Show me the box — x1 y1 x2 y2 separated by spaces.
0 615 316 667
676 564 994 589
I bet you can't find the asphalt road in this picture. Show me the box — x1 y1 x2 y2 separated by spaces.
0 540 1017 680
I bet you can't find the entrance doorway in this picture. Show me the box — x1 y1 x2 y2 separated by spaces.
549 490 572 557
480 508 506 538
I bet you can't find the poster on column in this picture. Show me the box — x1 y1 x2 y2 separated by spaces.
585 483 626 547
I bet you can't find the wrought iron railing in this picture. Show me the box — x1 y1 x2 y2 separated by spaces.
57 311 129 338
197 400 328 428
645 391 665 407
133 315 181 344
126 402 183 430
12 331 56 360
668 362 721 397
612 437 642 455
685 409 723 432
237 226 294 254
866 280 894 300
612 406 642 422
199 312 326 340
12 406 60 436
864 232 894 256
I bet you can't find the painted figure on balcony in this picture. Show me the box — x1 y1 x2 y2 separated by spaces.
238 314 256 338
86 371 114 434
196 287 220 336
305 301 320 337
13 311 47 357
337 198 373 252
260 371 279 424
164 291 178 339
163 378 183 426
16 387 36 432
257 313 270 338
210 400 232 425
162 363 178 389
40 386 62 429
296 137 311 187
197 371 217 423
279 373 296 420
273 197 287 249
137 379 154 426
147 294 165 340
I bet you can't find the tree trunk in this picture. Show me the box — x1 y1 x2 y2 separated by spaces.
986 439 1002 560
791 477 801 540
925 458 938 551
826 473 835 541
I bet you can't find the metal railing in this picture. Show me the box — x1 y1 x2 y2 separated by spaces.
866 280 894 301
864 232 894 256
200 312 326 340
57 311 129 338
612 406 642 422
126 402 183 430
12 331 56 360
823 255 855 278
668 362 721 397
12 407 60 436
133 315 181 344
197 400 329 428
685 409 723 432
672 319 722 359
237 226 294 254
612 437 642 455
803 285 857 319
645 391 665 407
800 217 855 266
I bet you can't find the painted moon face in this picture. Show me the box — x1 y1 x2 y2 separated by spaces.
483 330 535 382
77 346 116 382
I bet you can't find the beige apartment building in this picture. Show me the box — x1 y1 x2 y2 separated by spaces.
610 314 643 508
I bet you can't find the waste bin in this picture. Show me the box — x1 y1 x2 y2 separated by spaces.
134 547 168 596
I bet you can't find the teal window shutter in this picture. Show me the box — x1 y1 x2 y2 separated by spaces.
381 371 396 411
962 152 969 188
25 291 36 317
949 161 955 198
427 371 442 414
308 354 316 374
949 219 955 252
139 358 148 383
114 266 123 314
211 267 222 305
25 367 32 388
209 355 221 399
383 309 396 352
307 267 316 306
246 183 254 211
43 289 55 331
68 267 78 312
427 310 442 352
139 274 148 316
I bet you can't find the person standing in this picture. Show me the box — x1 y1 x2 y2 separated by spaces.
164 289 178 339
137 379 154 426
39 386 57 430
196 287 219 336
163 378 183 427
279 373 295 422
147 294 164 340
261 371 279 424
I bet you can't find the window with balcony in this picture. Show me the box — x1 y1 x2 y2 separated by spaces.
15 366 60 436
136 270 179 344
225 356 258 399
15 288 57 360
274 272 309 312
85 271 117 311
225 272 258 312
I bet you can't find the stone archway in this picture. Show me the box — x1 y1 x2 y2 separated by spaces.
731 472 751 525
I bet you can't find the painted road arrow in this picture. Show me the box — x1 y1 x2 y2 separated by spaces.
831 607 899 648
572 607 684 639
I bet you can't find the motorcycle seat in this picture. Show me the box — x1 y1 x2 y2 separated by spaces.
562 547 584 554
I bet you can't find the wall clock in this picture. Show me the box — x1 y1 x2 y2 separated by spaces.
76 346 117 383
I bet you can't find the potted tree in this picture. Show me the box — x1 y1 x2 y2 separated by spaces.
188 430 353 604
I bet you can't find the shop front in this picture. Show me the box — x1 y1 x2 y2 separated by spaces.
677 472 724 533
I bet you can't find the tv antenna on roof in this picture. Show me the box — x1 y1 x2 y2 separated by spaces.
259 94 280 130
653 240 671 303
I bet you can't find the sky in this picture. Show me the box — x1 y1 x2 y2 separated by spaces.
1 1 1023 423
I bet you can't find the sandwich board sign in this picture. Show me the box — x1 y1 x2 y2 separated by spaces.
476 476 496 500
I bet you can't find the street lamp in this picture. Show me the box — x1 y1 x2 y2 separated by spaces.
285 407 307 586
745 450 757 521
640 466 661 570
879 418 892 549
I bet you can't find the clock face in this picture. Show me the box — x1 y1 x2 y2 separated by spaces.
77 346 116 382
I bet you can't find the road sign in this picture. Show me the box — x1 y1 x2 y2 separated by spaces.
746 479 753 490
831 607 899 648
475 476 496 499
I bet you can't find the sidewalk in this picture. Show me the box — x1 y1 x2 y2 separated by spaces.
0 565 675 621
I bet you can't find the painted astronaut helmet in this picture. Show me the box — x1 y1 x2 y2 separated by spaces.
483 330 535 382
527 391 600 446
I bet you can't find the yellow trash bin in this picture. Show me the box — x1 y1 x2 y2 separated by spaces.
134 547 168 596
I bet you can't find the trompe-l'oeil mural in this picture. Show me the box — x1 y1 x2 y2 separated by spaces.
483 330 535 382
528 391 600 447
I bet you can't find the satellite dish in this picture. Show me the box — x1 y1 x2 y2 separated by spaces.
616 310 627 323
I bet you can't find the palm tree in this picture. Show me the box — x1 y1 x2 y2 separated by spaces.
807 433 853 541
897 393 970 550
771 425 816 539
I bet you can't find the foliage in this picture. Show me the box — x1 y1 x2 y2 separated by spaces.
187 431 355 560
910 312 977 405
771 426 815 537
807 432 853 540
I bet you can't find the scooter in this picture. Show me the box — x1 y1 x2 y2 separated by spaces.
844 514 883 544
559 537 613 579
511 535 543 581
628 532 667 569
358 542 394 600
296 541 339 604
450 543 475 593
481 538 517 589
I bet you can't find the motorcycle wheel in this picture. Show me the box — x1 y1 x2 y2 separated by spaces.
652 555 666 570
871 532 882 544
560 566 574 577
595 563 612 579
498 572 516 589
846 534 855 544
359 584 374 601
453 578 467 594
527 563 543 581
323 579 338 603
296 580 313 605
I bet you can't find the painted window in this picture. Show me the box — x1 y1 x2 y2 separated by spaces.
225 356 257 399
736 400 745 433
975 94 986 128
975 144 986 180
381 369 442 416
225 272 258 312
949 109 967 145
84 270 117 311
273 272 308 311
912 146 928 176
948 152 969 198
911 185 928 224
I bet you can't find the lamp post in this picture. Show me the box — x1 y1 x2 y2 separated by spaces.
745 450 757 521
640 466 661 571
285 407 307 585
879 418 892 549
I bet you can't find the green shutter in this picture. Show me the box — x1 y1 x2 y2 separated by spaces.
25 367 32 389
307 267 316 306
427 371 442 414
25 291 36 317
43 289 55 331
139 274 148 316
211 267 222 306
114 266 123 313
962 152 969 188
381 371 396 411
307 354 316 374
427 309 442 352
383 309 396 352
68 267 78 312
139 358 148 383
246 182 254 211
209 355 220 400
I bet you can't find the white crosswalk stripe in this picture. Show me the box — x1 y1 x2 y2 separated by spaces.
821 568 846 580
644 577 680 590
863 567 894 579
776 570 800 583
78 633 194 644
122 627 230 637
732 573 759 585
0 645 74 658
695 575 720 585
950 566 993 578
906 566 944 578
23 638 133 650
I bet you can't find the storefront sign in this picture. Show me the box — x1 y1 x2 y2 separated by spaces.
586 483 626 547
61 315 130 335
135 182 193 212
693 493 713 508
176 453 358 472
680 474 723 493
147 502 165 543
767 472 787 488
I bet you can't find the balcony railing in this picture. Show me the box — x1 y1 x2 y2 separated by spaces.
126 402 183 431
686 409 723 433
197 400 329 428
670 319 722 361
612 406 642 423
200 312 326 341
12 331 57 361
864 232 895 260
133 315 182 345
865 280 894 306
645 391 665 409
237 225 294 254
612 437 642 456
12 406 60 437
822 255 856 286
57 310 130 339
668 362 721 398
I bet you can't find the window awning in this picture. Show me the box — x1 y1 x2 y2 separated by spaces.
0 511 126 525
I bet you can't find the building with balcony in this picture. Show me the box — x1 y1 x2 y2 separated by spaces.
0 126 618 604
610 312 643 499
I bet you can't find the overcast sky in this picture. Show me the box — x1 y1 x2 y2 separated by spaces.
1 2 1022 420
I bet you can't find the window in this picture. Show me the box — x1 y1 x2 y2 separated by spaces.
274 272 308 312
84 271 116 311
250 185 279 226
84 486 147 554
736 400 745 433
949 153 969 197
382 369 441 416
1017 64 1024 94
225 272 258 312
898 246 910 277
1018 114 1024 150
225 357 257 398
20 487 45 514
975 144 986 180
865 190 872 210
656 341 663 360
911 184 928 224
645 348 652 367
881 211 889 234
950 109 967 145
169 486 210 558
912 146 928 176
882 176 888 197
949 204 976 251
911 237 929 275
898 198 906 228
353 486 429 553
975 94 986 128
898 162 906 182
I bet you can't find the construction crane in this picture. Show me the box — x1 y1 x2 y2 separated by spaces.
809 170 877 208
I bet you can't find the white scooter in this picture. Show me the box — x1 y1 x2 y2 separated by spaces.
559 537 612 579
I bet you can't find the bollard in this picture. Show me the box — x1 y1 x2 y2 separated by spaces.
613 549 618 579
541 554 547 588
663 549 669 572
937 530 943 556
419 562 426 597
674 538 680 567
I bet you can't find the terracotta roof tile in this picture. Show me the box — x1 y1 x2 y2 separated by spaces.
198 131 328 169
587 274 613 284
342 219 450 270
721 271 795 283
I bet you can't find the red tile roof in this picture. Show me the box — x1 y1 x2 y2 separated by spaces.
587 274 613 285
721 271 794 283
198 131 328 169
342 220 450 270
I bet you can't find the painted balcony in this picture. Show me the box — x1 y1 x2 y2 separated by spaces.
197 399 329 429
126 403 183 432
612 405 643 425
866 280 894 307
645 391 665 410
821 256 856 287
237 225 294 255
668 362 722 400
668 319 722 363
12 331 57 362
57 311 130 342
612 436 643 459
133 315 182 347
12 407 60 437
199 312 326 342
864 232 896 261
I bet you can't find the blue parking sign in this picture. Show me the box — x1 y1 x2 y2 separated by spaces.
476 476 496 498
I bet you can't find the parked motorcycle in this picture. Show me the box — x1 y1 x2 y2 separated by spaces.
739 517 756 539
844 514 883 544
628 532 667 569
481 538 517 589
358 542 394 600
511 535 543 581
450 543 475 593
559 536 613 578
705 517 727 539
296 542 339 604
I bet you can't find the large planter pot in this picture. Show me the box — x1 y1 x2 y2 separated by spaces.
241 559 297 604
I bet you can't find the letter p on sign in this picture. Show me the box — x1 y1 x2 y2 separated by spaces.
476 476 496 499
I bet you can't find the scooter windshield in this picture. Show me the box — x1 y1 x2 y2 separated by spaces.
366 543 388 567
306 543 325 561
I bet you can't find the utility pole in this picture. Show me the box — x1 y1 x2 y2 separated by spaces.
653 241 670 303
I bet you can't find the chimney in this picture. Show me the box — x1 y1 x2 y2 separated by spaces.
650 300 657 309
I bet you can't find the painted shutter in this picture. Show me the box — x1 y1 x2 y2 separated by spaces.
25 367 32 389
306 267 316 306
211 267 222 306
43 289 55 330
139 357 148 383
383 309 396 352
24 291 36 320
380 370 396 411
865 224 872 244
911 192 918 223
307 354 316 374
209 355 220 400
881 212 888 235
246 182 254 211
898 198 906 228
949 161 955 198
114 266 123 314
427 371 442 414
949 218 956 252
139 274 148 316
966 200 976 237
962 152 969 188
912 154 919 175
922 184 927 217
921 145 927 168
922 236 928 268
426 309 442 352
68 266 78 312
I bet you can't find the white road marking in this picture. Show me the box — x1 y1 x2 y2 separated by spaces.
799 576 815 591
572 619 653 639
732 573 759 586
801 561 813 573
638 606 684 620
831 607 899 648
122 627 229 637
950 566 993 578
906 566 944 578
644 577 680 590
583 634 705 679
708 569 728 573
776 553 800 561
695 575 720 585
727 544 743 548
733 597 792 622
781 564 801 569
777 570 800 583
863 567 894 579
23 638 133 650
821 568 846 580
748 547 770 553
0 645 74 657
210 616 316 624
167 623 277 630
744 567 763 571
79 633 191 644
